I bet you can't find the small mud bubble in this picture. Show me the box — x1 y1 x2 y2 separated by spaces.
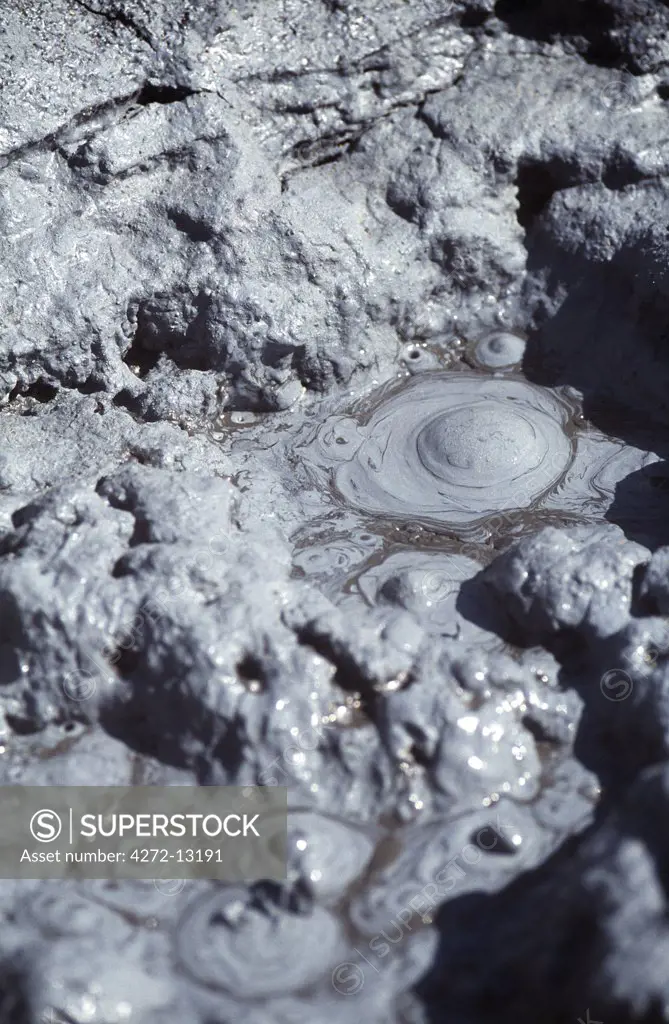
474 332 526 369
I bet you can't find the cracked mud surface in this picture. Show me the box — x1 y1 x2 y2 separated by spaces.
3 1 669 1021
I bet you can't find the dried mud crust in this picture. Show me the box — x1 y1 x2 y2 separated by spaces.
2 1 669 1022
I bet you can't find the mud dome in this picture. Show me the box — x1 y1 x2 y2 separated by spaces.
176 886 346 999
473 331 526 369
4 2 669 1023
319 373 574 529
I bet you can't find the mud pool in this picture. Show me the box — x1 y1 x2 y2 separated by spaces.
3 1 669 1022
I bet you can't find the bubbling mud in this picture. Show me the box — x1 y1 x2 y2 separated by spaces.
349 806 539 936
473 332 526 369
176 886 344 999
307 374 573 530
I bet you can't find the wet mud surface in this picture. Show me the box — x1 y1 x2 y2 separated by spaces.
3 1 669 1022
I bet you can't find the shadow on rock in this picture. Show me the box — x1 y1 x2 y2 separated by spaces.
455 572 515 643
605 461 669 549
414 772 669 1024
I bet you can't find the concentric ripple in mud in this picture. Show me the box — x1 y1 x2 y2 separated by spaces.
349 805 541 936
473 332 526 369
22 882 133 941
176 885 344 999
285 811 376 902
305 374 573 530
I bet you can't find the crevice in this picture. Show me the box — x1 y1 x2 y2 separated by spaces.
5 714 42 737
261 340 306 370
95 477 152 548
601 155 651 191
236 13 462 86
281 83 455 181
385 183 419 225
109 557 127 580
630 562 655 618
292 620 404 695
133 82 198 107
71 0 156 51
287 131 362 171
403 723 432 769
166 208 215 242
516 155 661 232
236 653 267 693
0 93 136 171
8 379 59 405
4 375 108 415
105 643 141 677
112 389 141 414
122 335 162 379
0 83 207 174
515 159 575 230
82 132 225 185
76 375 107 395
127 519 152 547
294 623 371 692
459 5 492 30
521 712 562 746
121 290 214 376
